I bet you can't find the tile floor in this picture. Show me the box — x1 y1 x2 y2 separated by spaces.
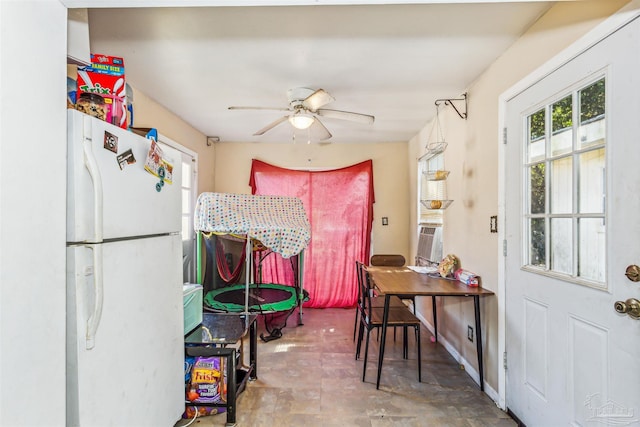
175 307 515 427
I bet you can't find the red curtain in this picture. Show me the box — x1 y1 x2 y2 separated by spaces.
249 159 375 308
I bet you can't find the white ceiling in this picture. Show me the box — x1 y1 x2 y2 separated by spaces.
86 2 555 144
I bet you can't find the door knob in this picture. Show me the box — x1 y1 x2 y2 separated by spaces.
614 298 640 319
625 265 640 282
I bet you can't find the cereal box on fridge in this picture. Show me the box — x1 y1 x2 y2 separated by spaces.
76 54 127 129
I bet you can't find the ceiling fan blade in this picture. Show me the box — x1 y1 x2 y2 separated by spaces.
253 116 289 136
302 89 335 112
317 108 375 125
229 106 290 111
310 117 332 141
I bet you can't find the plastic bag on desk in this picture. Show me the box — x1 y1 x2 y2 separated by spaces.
438 254 459 278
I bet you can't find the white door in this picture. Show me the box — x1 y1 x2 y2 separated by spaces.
179 150 198 283
157 135 198 284
505 17 640 426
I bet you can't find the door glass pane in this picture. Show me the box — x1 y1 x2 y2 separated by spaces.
530 218 546 267
181 216 190 242
578 78 605 149
579 148 605 214
550 156 572 214
528 109 546 162
530 163 545 214
182 162 192 189
578 218 605 282
182 189 191 213
551 95 572 156
522 77 606 286
551 218 572 274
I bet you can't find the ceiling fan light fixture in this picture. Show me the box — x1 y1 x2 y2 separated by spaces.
289 113 314 130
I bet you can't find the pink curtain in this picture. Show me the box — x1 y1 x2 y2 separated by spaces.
249 159 375 308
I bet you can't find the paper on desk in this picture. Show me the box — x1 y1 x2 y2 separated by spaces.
407 265 438 274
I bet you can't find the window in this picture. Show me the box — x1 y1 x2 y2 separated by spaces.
417 152 445 265
418 152 446 225
524 77 606 287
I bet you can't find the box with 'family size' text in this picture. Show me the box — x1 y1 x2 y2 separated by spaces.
76 53 127 128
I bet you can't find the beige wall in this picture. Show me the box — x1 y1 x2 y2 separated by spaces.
408 0 629 394
212 140 410 258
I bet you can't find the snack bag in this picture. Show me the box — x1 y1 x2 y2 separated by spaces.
182 355 227 419
186 356 226 404
438 254 459 278
182 406 225 419
454 268 479 287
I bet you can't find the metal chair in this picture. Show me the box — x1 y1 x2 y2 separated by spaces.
356 264 421 383
370 254 417 339
353 261 405 342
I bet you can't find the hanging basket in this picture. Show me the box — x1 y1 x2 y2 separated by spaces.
423 170 450 181
421 199 453 210
425 141 447 158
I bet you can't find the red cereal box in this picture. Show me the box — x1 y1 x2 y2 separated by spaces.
76 54 127 129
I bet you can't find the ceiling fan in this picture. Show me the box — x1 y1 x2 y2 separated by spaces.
228 87 375 141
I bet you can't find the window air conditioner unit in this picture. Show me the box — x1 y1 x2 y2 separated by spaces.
416 226 442 266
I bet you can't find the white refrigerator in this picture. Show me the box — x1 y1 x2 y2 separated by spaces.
66 109 184 426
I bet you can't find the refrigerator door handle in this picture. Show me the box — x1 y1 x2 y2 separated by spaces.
82 118 104 242
86 244 104 350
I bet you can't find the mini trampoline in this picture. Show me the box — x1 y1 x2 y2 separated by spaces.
194 193 311 341
205 283 309 313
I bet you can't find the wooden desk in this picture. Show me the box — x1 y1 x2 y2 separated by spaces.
368 266 494 391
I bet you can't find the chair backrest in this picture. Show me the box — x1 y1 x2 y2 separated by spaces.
359 264 377 318
355 260 365 308
370 254 405 267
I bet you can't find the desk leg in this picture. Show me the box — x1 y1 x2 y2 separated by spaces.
249 318 257 380
376 294 390 389
226 348 237 426
432 295 438 342
473 296 484 392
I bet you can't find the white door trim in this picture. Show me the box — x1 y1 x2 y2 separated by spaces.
158 133 199 283
497 0 640 410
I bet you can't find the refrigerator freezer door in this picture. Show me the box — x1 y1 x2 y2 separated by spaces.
67 109 182 242
67 234 184 426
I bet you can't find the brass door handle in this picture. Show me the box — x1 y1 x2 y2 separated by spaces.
614 298 640 319
625 265 640 282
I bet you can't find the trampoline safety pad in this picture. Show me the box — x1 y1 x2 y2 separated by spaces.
204 283 309 313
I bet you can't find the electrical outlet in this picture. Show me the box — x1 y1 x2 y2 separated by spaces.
467 325 474 342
